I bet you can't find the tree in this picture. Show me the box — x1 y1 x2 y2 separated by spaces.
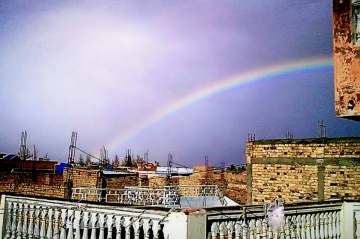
85 155 91 166
132 155 146 167
112 154 120 167
226 164 237 172
78 154 85 166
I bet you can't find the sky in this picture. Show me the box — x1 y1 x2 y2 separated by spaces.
1 0 360 167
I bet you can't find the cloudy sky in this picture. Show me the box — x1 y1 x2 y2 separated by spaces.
1 0 360 167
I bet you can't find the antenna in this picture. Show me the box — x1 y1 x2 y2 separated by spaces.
33 145 37 161
99 146 108 167
248 133 256 142
285 131 293 139
318 120 326 138
19 131 30 160
205 156 209 183
68 132 77 165
144 150 149 163
166 153 173 185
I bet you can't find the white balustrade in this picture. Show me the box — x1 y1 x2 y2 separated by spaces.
207 202 346 239
1 195 171 239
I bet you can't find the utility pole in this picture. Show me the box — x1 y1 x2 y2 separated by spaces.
68 132 77 165
166 154 173 185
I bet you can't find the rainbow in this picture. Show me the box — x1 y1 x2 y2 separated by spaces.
107 56 333 152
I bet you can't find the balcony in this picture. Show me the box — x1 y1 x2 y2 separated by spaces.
1 194 360 238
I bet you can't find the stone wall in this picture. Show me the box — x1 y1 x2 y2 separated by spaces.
251 164 319 204
324 165 360 200
247 137 360 205
246 137 360 163
0 172 65 198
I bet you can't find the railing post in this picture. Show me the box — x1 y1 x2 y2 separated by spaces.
355 210 360 239
82 212 90 239
22 204 28 239
4 201 12 239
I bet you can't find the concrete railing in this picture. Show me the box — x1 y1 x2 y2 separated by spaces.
71 185 226 206
206 200 360 239
0 194 191 239
2 194 359 239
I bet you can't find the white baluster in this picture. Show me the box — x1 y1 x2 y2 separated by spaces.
40 207 47 239
284 217 290 239
305 214 311 239
107 215 115 239
74 211 81 239
47 208 54 239
234 221 241 239
67 210 74 239
28 205 35 239
133 218 142 239
336 212 342 238
324 212 328 239
22 204 28 239
59 209 67 239
289 216 296 239
226 221 235 239
319 213 324 239
331 211 336 239
151 220 161 239
5 202 13 239
249 219 255 239
219 222 226 239
336 211 341 239
53 208 60 239
300 215 306 239
90 213 98 239
296 215 301 239
11 202 18 239
328 212 333 239
34 206 41 239
255 220 261 239
82 212 90 239
242 220 247 239
310 214 316 239
16 203 23 239
98 214 105 239
279 220 285 239
261 219 267 239
315 213 320 239
268 221 273 239
355 210 360 239
142 218 152 239
115 216 123 239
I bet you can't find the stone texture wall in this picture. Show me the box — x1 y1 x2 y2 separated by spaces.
246 137 360 163
333 0 360 119
0 172 65 198
247 137 360 205
324 165 360 200
251 164 319 204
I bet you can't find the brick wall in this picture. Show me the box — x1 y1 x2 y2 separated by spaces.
246 137 360 163
324 165 360 200
247 137 360 205
251 164 319 204
0 172 65 198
